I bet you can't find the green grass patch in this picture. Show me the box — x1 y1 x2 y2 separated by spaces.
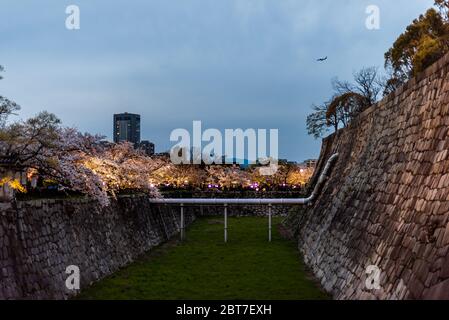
77 217 329 300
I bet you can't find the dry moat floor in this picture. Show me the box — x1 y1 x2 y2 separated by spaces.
78 217 329 300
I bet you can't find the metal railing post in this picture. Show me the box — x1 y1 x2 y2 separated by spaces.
180 203 185 241
224 204 228 243
268 204 272 242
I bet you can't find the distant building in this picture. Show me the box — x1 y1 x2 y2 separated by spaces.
220 156 251 169
0 157 27 202
279 159 297 165
99 140 113 148
301 159 318 169
154 152 170 159
137 140 155 156
113 113 141 144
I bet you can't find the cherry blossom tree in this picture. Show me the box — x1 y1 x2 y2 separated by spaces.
1 112 164 206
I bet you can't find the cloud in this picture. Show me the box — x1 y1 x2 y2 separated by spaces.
0 0 436 160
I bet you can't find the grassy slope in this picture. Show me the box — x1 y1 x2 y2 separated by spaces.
77 217 329 300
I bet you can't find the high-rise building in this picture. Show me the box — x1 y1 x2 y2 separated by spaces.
113 113 141 144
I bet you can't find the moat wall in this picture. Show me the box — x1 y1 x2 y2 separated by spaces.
0 196 195 300
292 53 449 300
0 192 292 300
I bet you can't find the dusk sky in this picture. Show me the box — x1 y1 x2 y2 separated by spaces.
0 0 434 161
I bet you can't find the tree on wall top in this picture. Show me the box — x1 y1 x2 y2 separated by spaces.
306 67 382 139
307 1 449 139
384 0 449 94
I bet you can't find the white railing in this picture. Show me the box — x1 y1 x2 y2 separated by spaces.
150 153 339 242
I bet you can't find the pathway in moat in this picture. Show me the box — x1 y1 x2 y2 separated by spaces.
78 217 329 300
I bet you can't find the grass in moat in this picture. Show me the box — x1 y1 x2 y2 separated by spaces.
77 217 329 300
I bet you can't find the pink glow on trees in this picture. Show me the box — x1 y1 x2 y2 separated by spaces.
1 113 164 206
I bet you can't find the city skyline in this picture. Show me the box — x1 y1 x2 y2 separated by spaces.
0 0 434 161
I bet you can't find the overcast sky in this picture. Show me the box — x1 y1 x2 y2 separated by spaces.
0 0 434 161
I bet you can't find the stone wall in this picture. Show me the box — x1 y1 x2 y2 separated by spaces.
188 204 290 217
291 52 449 300
0 195 194 300
0 191 291 300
